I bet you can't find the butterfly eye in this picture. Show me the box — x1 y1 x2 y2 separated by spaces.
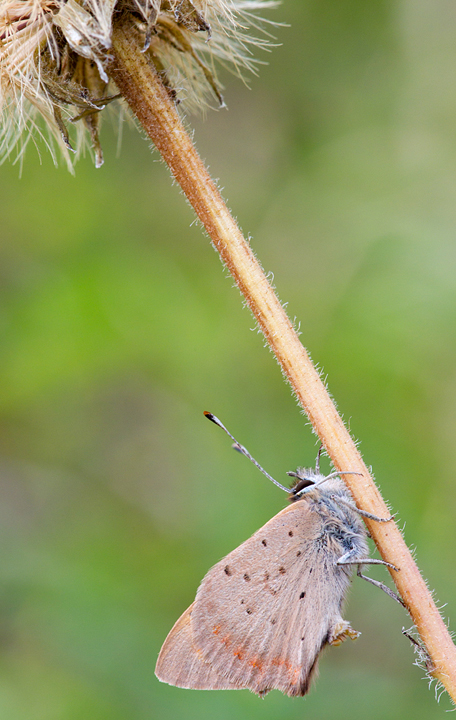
287 473 315 501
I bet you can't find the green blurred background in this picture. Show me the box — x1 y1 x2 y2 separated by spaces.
1 0 456 717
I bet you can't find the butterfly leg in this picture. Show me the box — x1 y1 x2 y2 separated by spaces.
336 550 399 572
356 566 405 606
402 628 434 672
336 551 405 606
330 494 394 523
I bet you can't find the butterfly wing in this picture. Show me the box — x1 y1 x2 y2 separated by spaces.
155 603 239 690
191 500 354 697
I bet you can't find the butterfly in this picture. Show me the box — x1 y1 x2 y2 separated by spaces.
155 413 401 697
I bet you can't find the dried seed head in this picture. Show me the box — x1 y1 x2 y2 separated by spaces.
0 0 278 168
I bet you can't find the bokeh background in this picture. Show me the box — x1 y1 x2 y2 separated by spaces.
1 0 456 717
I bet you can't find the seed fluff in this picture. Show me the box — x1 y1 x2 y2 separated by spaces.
0 0 278 168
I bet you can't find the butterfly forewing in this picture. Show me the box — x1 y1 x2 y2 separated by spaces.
191 500 353 696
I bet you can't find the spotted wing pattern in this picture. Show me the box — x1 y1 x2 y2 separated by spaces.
156 603 239 690
156 499 356 696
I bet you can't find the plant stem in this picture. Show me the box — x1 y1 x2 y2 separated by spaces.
108 16 456 701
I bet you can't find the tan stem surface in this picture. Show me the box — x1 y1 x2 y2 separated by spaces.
108 17 456 700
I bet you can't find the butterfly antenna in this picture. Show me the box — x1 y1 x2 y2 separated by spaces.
311 470 363 489
315 445 324 473
204 412 289 493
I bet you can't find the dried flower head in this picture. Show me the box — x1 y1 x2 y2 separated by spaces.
0 0 278 168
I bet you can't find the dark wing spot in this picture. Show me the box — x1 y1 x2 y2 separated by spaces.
278 566 286 575
262 539 267 547
246 608 253 615
299 591 306 599
271 618 277 625
288 530 294 537
243 573 251 582
309 567 313 574
296 551 301 557
240 599 245 604
224 565 232 576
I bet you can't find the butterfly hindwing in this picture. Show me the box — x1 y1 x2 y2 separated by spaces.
155 603 240 690
191 499 353 696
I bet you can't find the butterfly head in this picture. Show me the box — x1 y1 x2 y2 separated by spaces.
287 467 326 502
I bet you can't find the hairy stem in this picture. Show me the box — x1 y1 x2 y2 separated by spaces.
108 16 456 701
